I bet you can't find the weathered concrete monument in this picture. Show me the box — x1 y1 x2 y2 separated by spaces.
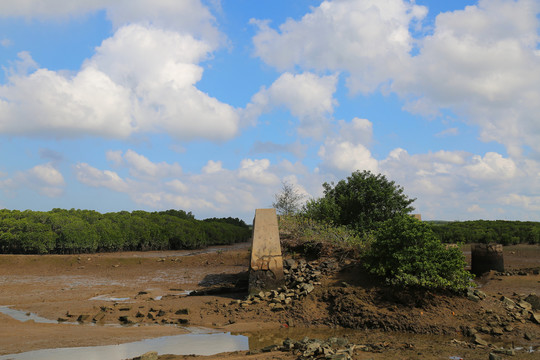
249 208 285 294
471 243 504 275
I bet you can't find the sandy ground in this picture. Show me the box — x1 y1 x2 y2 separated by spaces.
0 243 539 359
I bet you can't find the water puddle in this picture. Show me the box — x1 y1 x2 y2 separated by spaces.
89 295 131 302
0 331 249 360
0 306 63 324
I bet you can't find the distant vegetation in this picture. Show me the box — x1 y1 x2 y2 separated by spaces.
428 220 540 245
0 208 251 254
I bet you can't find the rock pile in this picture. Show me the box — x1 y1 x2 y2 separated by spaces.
463 293 539 342
498 293 540 327
466 289 487 302
235 258 340 309
62 305 190 326
495 268 540 276
253 336 356 360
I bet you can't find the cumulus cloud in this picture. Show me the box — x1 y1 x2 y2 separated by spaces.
202 160 223 174
394 0 540 156
252 0 427 94
122 150 182 179
245 72 338 138
0 5 239 142
377 148 540 220
252 0 540 158
75 163 130 193
72 152 299 219
0 0 222 45
464 152 518 181
0 65 134 138
1 163 65 197
237 159 280 185
318 117 378 174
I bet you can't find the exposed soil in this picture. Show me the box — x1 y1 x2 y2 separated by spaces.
0 243 539 359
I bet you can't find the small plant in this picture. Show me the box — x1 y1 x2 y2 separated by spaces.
278 215 369 258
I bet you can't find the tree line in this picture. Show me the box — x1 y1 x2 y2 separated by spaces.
0 208 251 254
428 220 540 245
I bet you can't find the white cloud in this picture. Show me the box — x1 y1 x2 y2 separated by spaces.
0 0 222 45
501 194 540 212
123 150 182 179
246 72 338 138
318 117 378 174
237 159 280 185
394 0 540 156
319 141 378 174
0 63 135 138
252 0 427 94
0 9 239 142
165 179 188 193
252 0 540 158
0 163 65 197
336 117 373 146
202 160 223 174
75 163 130 193
464 152 518 181
72 152 298 219
378 147 540 220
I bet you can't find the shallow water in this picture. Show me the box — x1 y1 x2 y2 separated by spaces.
0 331 249 360
0 306 61 324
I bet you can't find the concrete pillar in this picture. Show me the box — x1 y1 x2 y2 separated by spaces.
249 208 284 294
471 243 504 275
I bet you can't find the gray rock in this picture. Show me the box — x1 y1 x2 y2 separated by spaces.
501 296 516 308
489 353 502 360
530 312 540 324
284 258 298 270
119 315 135 324
467 289 480 302
77 314 91 322
474 334 488 346
517 300 533 311
464 326 477 337
473 289 487 299
524 332 534 340
524 294 540 310
303 341 322 357
491 327 504 336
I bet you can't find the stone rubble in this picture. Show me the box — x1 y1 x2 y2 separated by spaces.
250 336 358 360
234 258 340 310
461 292 539 345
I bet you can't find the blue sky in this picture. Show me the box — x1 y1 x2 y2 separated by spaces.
1 0 539 222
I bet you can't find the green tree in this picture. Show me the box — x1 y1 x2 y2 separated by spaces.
273 180 305 216
303 170 415 232
363 215 471 292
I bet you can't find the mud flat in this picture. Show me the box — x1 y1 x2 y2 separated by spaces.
0 243 539 359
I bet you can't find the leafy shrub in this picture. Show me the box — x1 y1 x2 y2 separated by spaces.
363 214 471 292
303 170 415 232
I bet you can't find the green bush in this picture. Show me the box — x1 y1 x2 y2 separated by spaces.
363 214 471 292
303 170 415 233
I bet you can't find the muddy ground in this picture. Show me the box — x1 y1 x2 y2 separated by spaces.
0 243 538 359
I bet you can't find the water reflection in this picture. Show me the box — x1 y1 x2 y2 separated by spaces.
0 306 60 324
0 332 249 360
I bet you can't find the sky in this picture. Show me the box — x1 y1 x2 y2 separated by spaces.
0 0 539 223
